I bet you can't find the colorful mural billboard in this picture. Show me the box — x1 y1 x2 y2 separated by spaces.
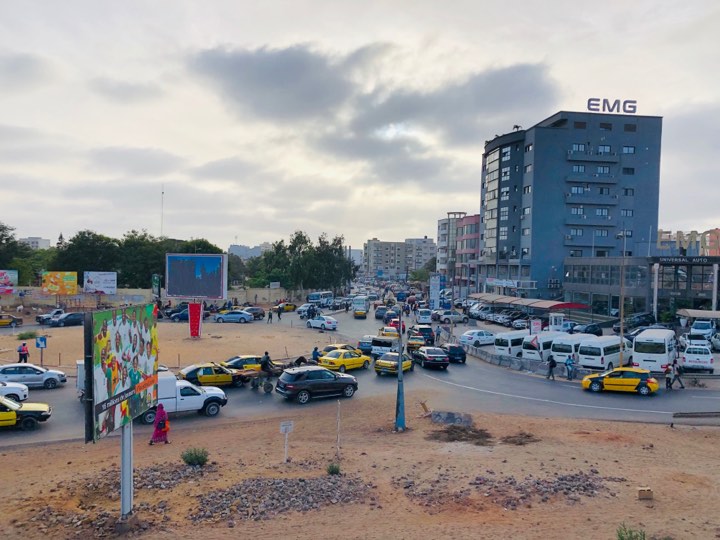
89 304 159 442
84 271 118 295
0 270 18 295
165 253 227 299
41 271 78 295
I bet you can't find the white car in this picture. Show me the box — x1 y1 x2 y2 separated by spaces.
512 319 530 329
459 330 495 347
306 315 338 331
416 309 433 324
690 320 715 340
0 363 67 389
711 333 720 352
679 345 714 374
679 333 711 349
0 381 29 402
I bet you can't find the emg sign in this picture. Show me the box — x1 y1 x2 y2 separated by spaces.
587 98 637 114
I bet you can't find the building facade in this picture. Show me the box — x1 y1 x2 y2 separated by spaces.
436 212 467 279
19 237 51 250
364 237 436 279
478 110 662 299
405 237 437 273
454 214 481 296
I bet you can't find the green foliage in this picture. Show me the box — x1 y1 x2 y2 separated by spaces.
423 256 437 273
0 222 33 269
326 462 341 475
181 447 209 467
54 230 120 276
410 268 430 282
616 523 646 540
17 331 38 341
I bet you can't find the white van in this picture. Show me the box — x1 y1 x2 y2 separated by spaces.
577 335 626 370
494 330 529 357
371 336 401 360
549 333 595 364
632 329 678 372
521 331 568 361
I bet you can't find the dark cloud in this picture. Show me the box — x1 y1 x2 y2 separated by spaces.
89 77 163 103
0 52 54 92
88 146 185 176
188 44 355 121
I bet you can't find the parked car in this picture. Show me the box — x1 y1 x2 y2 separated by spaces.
374 352 413 375
50 312 85 327
459 329 495 347
170 309 212 323
0 363 67 389
612 313 656 333
581 367 659 396
679 333 711 349
572 323 604 337
0 314 23 328
214 310 253 324
0 381 29 402
306 315 338 331
512 318 530 329
357 335 375 356
416 309 433 324
412 346 450 369
319 350 371 373
383 309 401 324
296 304 314 318
711 333 720 352
408 325 435 345
434 310 469 325
241 306 266 320
275 366 357 404
440 344 466 363
0 395 52 431
679 345 714 374
35 308 65 325
690 319 716 340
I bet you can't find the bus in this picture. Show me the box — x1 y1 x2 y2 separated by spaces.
352 296 370 319
577 335 626 370
631 329 678 372
307 291 334 307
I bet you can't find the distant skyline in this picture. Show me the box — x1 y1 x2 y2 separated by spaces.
1 1 718 249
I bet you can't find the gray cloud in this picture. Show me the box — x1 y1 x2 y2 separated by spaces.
89 77 163 103
88 146 185 176
190 156 258 180
189 44 356 121
0 52 54 92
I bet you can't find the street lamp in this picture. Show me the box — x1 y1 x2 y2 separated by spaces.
395 302 406 431
616 230 628 367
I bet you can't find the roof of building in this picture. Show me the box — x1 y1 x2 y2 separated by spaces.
468 293 589 311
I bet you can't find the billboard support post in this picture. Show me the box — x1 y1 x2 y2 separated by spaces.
120 423 133 518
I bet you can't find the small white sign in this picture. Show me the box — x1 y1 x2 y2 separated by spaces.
280 420 294 434
530 319 542 334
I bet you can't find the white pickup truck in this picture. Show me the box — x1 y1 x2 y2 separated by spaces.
36 308 65 325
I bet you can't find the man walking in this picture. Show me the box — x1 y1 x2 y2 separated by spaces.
546 356 557 381
276 308 281 321
671 359 685 389
565 354 575 381
267 310 273 324
18 342 29 363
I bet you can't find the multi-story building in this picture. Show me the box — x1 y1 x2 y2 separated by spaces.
19 237 51 250
478 110 662 299
436 212 467 280
454 214 481 296
405 237 436 273
364 237 436 279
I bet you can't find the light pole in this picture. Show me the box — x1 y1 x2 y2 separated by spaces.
617 230 627 367
395 304 406 431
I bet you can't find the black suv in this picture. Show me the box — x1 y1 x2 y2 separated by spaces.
408 325 435 345
375 306 389 320
275 366 358 404
242 306 266 320
440 344 466 363
572 323 603 337
612 313 655 334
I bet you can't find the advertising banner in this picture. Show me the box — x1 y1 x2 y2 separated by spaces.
0 270 18 295
84 271 118 295
42 271 78 295
429 275 440 310
165 253 227 299
188 302 203 338
88 304 159 442
151 274 161 297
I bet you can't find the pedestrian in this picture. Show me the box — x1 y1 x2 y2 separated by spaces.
149 403 170 445
671 359 685 389
267 310 273 324
276 308 281 321
565 354 575 381
312 346 321 364
17 342 29 363
664 365 673 390
254 294 258 304
546 356 557 380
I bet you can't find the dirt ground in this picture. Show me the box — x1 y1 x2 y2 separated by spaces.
1 316 720 539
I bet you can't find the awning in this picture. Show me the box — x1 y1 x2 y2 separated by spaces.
468 293 589 311
676 309 720 320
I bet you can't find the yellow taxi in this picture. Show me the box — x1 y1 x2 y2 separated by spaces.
274 302 297 312
179 362 245 387
222 355 263 371
319 350 371 373
0 314 22 328
581 367 659 396
378 326 400 338
374 352 413 376
405 335 426 352
322 343 363 356
0 395 51 430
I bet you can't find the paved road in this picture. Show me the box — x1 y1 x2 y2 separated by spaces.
2 310 718 448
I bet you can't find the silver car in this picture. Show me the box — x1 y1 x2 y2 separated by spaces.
0 363 67 389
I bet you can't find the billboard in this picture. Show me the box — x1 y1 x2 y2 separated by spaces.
87 304 159 442
0 270 18 295
165 253 227 299
84 271 118 295
42 271 78 295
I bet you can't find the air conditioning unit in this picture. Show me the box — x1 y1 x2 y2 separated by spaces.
582 215 587 219
565 235 572 240
612 195 618 199
520 215 525 220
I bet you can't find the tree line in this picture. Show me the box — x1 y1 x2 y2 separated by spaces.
0 222 357 292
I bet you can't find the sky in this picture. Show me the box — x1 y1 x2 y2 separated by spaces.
1 1 719 252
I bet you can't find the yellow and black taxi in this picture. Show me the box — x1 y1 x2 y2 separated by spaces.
274 302 297 312
0 395 52 431
319 350 371 373
405 335 426 352
0 314 23 328
378 326 400 338
179 362 245 387
322 343 363 356
222 355 263 371
374 352 414 376
582 367 659 396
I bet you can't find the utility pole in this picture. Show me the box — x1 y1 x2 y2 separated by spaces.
395 305 406 431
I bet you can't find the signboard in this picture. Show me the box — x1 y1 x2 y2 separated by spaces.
165 253 227 299
530 319 542 334
35 336 47 349
41 271 78 295
280 420 294 434
269 281 280 289
0 270 18 294
188 302 203 338
87 304 159 442
151 274 162 297
486 278 518 288
429 275 440 310
84 271 118 295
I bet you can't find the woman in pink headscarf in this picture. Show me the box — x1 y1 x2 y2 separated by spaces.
149 403 170 445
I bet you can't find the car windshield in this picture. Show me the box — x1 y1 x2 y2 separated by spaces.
325 351 342 359
379 354 399 362
693 322 712 330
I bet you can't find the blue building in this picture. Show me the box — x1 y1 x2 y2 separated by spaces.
478 110 662 301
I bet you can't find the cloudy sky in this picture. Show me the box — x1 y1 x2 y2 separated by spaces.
1 1 718 251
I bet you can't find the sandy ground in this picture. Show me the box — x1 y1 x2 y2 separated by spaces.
1 316 720 539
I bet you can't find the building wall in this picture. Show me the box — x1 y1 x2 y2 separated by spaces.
19 237 51 250
454 214 480 293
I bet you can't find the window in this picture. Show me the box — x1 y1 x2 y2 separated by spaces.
597 144 611 154
622 146 636 154
596 166 610 174
500 207 508 221
522 207 530 215
595 229 609 237
574 121 587 129
572 143 585 152
599 122 612 131
499 227 508 240
523 185 532 194
623 229 633 237
570 185 584 194
623 188 635 196
620 209 634 217
522 228 530 236
571 206 584 215
501 167 510 181
622 167 635 175
572 165 585 173
500 186 510 201
570 249 583 257
524 164 533 173
599 187 610 195
596 250 608 257
624 124 637 132
521 248 530 258
525 143 533 152
501 147 511 162
596 208 609 216
570 228 583 236
180 386 200 397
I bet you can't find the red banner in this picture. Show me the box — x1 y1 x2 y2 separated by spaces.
188 302 203 338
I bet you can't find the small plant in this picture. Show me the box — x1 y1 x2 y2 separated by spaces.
17 331 37 341
181 447 209 467
326 462 341 475
617 523 646 540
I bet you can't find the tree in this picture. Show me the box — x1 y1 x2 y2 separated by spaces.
410 268 430 282
227 254 246 286
54 230 120 278
0 221 32 268
118 231 166 288
423 257 437 273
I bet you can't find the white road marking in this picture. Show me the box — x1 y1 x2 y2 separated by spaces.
421 373 674 415
690 396 720 400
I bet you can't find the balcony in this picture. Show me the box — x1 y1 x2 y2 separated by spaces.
565 193 619 205
565 174 618 185
565 214 617 227
566 150 619 163
563 235 618 248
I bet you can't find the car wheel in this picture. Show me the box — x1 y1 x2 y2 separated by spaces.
172 317 179 322
363 360 369 369
321 324 326 330
59 321 65 327
263 381 274 393
6 394 20 402
473 340 480 348
20 416 39 431
306 322 312 328
637 385 650 396
442 365 448 370
590 380 602 393
443 318 450 324
338 365 346 373
217 318 224 323
10 321 16 328
240 318 248 323
142 409 157 424
297 390 311 404
233 378 245 387
375 371 381 376
343 385 355 398
204 402 221 417
44 378 58 389
461 358 466 364
606 362 614 371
